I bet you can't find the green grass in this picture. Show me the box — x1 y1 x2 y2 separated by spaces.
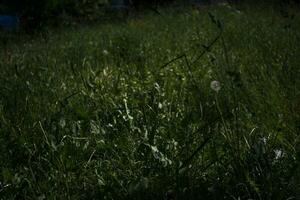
0 3 300 199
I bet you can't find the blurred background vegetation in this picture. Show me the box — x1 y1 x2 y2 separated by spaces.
0 0 299 30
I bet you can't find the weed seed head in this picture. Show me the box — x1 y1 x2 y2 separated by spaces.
210 80 221 92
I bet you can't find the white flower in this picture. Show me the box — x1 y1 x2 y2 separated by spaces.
103 50 109 55
274 149 285 160
210 80 221 92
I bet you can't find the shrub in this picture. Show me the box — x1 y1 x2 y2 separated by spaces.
0 0 109 28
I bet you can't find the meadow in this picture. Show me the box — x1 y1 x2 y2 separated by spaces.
0 3 300 199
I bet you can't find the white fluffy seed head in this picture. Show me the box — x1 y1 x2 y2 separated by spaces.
210 80 221 92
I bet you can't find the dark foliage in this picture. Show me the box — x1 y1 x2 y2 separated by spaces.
230 0 300 4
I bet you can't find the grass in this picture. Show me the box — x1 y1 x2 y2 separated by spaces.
0 3 300 199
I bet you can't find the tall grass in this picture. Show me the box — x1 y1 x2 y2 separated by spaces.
0 4 299 199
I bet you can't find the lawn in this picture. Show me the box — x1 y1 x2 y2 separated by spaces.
0 3 300 199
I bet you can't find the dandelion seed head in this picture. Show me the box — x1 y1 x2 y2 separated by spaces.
210 80 221 92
